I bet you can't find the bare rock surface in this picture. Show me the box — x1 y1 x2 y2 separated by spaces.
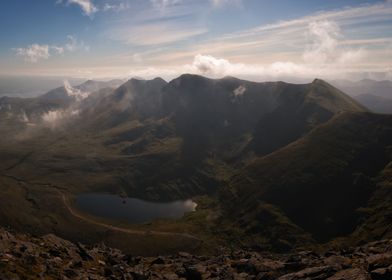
1 228 392 279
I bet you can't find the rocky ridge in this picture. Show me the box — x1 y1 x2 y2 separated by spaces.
1 227 392 279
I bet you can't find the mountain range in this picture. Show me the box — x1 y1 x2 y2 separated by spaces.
0 74 391 255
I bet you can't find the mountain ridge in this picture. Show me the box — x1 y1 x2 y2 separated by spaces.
0 74 389 257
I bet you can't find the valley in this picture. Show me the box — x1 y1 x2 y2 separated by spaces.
0 75 390 257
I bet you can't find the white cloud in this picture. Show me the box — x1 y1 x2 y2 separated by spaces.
11 1 391 80
63 80 90 100
210 0 242 8
14 36 89 63
40 80 91 129
186 54 309 81
185 20 366 81
150 0 182 10
65 35 90 52
42 110 66 124
103 2 128 12
107 2 389 81
303 21 340 64
190 54 233 75
57 0 98 17
41 109 80 128
39 79 92 129
14 44 50 63
51 46 65 54
302 21 365 67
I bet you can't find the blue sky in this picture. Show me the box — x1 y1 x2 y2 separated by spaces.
0 0 391 81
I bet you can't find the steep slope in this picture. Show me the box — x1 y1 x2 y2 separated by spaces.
250 79 367 156
159 75 366 160
347 161 392 244
160 74 282 163
82 77 167 129
227 112 392 246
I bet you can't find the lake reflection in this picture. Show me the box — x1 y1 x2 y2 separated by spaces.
75 193 197 224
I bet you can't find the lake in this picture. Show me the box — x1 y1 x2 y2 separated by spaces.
75 193 197 224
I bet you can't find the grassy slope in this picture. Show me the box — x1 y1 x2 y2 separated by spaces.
227 112 392 249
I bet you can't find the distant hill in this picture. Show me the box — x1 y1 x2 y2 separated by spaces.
355 94 392 114
331 79 392 114
0 76 85 98
0 79 124 126
331 79 392 98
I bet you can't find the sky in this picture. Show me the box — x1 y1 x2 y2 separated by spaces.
0 0 392 81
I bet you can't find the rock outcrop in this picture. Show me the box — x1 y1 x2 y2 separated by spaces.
1 227 392 279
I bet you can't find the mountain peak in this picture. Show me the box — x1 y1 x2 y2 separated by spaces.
127 77 166 85
176 73 212 82
307 78 368 113
311 78 328 85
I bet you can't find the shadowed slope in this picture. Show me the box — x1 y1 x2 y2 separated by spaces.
229 112 392 243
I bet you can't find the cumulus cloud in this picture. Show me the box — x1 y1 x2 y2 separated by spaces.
14 44 50 63
57 0 98 17
303 21 340 64
190 54 233 75
302 21 364 66
14 36 89 63
186 20 365 81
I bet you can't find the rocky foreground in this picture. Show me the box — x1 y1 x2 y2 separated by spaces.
1 228 392 280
